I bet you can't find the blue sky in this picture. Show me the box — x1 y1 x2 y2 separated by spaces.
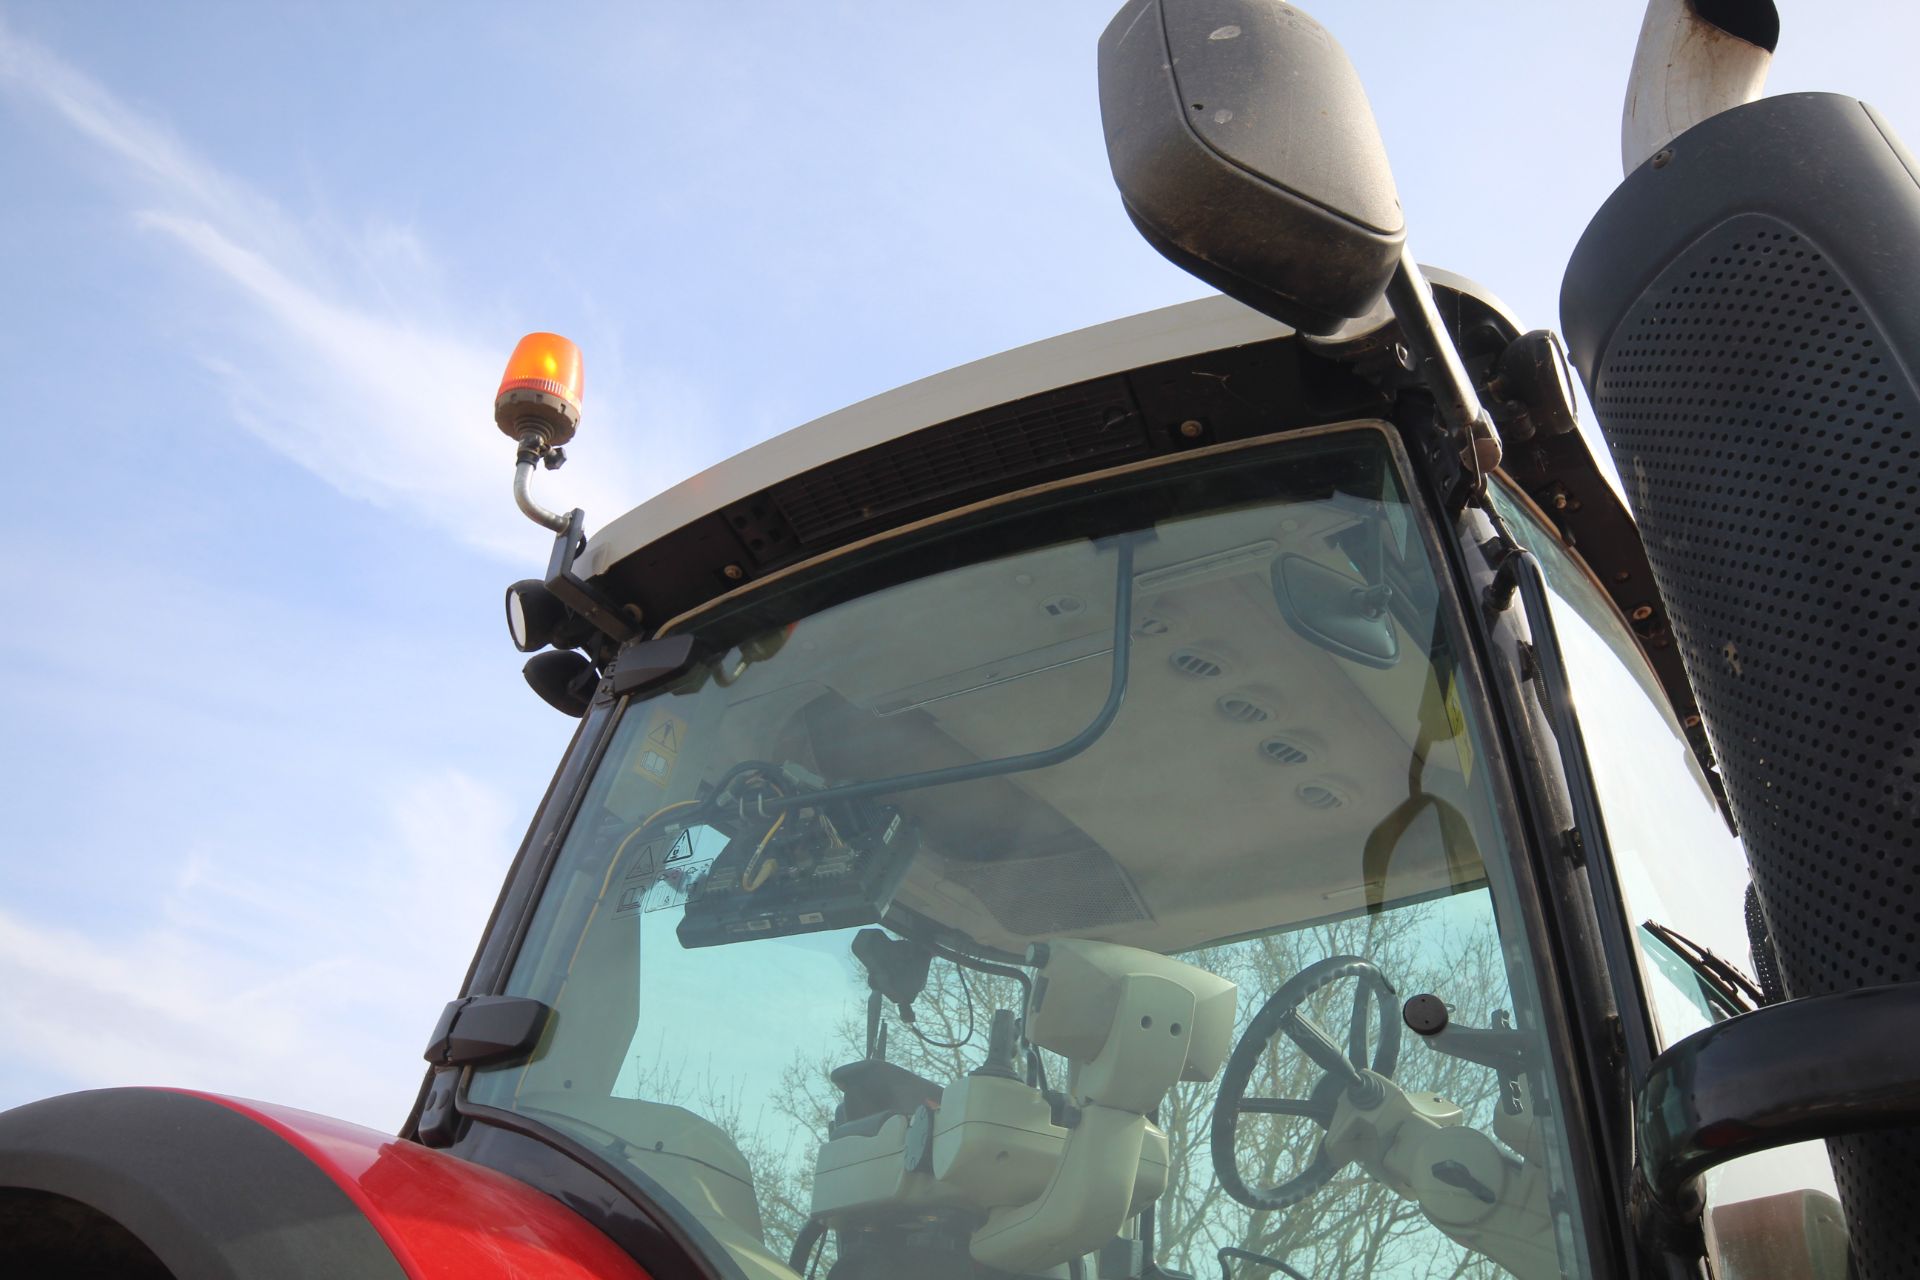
2 3 1916 1131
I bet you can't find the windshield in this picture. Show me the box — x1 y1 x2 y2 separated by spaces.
470 427 1595 1280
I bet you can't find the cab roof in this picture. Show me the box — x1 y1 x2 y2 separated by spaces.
579 293 1293 587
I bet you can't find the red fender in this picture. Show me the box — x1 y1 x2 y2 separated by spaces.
184 1092 653 1279
0 1087 654 1280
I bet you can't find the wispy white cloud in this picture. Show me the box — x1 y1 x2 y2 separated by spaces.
0 520 561 1126
0 767 515 1128
0 15 668 560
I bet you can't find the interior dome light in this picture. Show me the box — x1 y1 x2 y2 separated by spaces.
495 332 583 448
505 579 567 653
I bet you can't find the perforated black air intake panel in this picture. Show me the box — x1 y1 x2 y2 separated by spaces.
1562 92 1920 1277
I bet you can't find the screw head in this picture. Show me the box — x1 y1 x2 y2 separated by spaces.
1631 604 1654 622
1178 419 1204 440
1652 148 1674 169
723 564 745 581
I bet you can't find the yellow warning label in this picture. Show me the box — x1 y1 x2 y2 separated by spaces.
1443 677 1473 783
631 708 688 786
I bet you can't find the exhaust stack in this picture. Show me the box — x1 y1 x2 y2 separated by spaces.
1621 0 1778 175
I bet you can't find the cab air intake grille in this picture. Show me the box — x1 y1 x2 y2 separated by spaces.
1585 208 1920 1279
769 378 1144 544
1592 215 1918 997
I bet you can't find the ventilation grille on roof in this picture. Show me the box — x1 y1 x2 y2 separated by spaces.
1217 694 1276 724
1296 783 1346 811
1169 649 1225 679
1260 736 1314 766
769 378 1145 544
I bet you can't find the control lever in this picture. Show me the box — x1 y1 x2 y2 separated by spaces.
972 1009 1024 1081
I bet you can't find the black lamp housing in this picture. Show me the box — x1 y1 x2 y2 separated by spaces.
505 579 567 652
522 650 597 718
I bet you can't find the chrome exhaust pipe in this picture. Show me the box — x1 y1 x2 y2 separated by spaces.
1621 0 1778 176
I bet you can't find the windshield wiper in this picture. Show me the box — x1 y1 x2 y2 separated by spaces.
1642 920 1766 1014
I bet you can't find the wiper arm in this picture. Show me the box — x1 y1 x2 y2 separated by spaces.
1643 919 1766 1013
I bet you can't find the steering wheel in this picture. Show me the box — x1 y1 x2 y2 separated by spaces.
1210 955 1401 1211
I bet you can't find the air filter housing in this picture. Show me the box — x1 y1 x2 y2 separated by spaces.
1563 92 1920 1279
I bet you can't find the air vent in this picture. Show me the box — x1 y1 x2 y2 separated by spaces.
1216 694 1274 724
1260 736 1313 766
769 377 1146 544
1169 649 1226 679
1297 783 1347 811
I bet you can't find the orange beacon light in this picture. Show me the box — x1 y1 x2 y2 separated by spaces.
497 332 583 535
495 332 583 449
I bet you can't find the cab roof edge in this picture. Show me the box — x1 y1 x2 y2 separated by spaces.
579 295 1292 582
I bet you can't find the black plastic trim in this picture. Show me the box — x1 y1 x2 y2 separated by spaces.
1511 551 1659 1087
424 995 553 1068
1562 93 1916 388
1638 983 1920 1205
592 336 1384 635
1418 469 1637 1278
0 1089 405 1280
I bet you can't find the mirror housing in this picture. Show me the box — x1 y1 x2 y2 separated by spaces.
1270 553 1398 669
1098 0 1405 334
1637 983 1920 1215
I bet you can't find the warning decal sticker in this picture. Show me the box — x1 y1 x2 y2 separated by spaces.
1443 677 1473 782
613 830 711 918
631 708 688 786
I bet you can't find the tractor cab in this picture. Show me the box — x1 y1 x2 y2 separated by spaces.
429 243 1794 1277
454 295 1605 1280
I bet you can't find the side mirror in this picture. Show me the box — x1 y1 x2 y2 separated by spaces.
1636 983 1920 1215
1098 0 1405 334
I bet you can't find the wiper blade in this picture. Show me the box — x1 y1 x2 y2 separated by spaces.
1643 919 1766 1013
